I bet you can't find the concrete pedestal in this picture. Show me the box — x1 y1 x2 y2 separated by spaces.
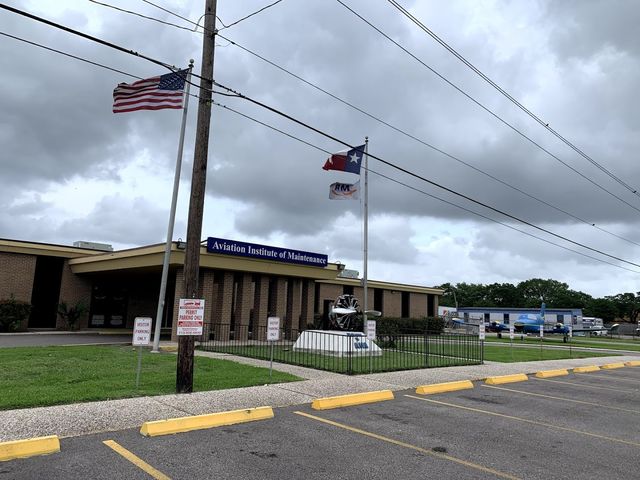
293 330 382 357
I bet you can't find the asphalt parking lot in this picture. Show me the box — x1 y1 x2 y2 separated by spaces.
3 366 639 480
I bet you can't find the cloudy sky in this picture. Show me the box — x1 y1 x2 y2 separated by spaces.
1 0 639 298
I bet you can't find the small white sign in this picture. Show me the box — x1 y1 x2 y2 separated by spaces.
133 317 152 346
366 320 376 340
509 324 514 340
568 325 573 338
478 322 485 340
267 317 280 341
177 298 205 336
539 324 544 338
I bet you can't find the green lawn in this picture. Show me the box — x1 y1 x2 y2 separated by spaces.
483 344 615 363
205 343 480 373
484 335 640 352
0 345 301 410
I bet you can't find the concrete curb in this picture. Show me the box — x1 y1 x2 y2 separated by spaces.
311 390 394 410
485 374 528 385
573 365 600 373
601 362 626 370
140 406 274 437
534 369 569 378
415 380 474 395
625 360 640 367
0 436 60 462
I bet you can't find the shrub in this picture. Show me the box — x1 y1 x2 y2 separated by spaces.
375 316 445 335
0 296 31 332
58 301 88 331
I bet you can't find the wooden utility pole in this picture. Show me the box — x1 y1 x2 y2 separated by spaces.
177 0 217 393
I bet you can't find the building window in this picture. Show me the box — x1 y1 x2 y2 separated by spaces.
503 313 509 324
556 314 564 323
401 291 410 318
464 312 469 321
484 313 490 322
374 289 383 315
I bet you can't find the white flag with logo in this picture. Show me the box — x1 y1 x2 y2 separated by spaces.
329 181 360 200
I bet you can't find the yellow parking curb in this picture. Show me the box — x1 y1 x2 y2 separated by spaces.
485 374 528 385
573 365 600 373
0 436 60 462
601 363 626 370
140 406 274 437
311 390 394 410
625 361 640 367
416 380 474 395
535 369 569 379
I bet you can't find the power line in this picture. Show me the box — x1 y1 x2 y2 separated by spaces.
212 100 640 274
386 0 640 200
88 0 194 32
0 3 175 71
77 0 640 249
333 0 640 216
4 3 640 271
218 0 284 31
213 80 640 270
0 30 140 80
216 34 640 249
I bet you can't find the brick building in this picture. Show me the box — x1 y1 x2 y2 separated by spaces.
0 237 442 339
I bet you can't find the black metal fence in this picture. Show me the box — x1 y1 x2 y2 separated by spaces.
198 324 482 375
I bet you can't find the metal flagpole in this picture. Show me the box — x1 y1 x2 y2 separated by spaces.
363 137 369 333
151 60 194 353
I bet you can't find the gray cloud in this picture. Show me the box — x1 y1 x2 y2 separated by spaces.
2 0 640 296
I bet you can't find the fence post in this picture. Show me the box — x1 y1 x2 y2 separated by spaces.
347 334 353 375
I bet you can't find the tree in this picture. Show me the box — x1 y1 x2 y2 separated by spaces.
585 298 618 322
484 283 523 307
517 278 570 307
607 293 640 322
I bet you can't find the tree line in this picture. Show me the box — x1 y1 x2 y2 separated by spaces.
437 278 640 323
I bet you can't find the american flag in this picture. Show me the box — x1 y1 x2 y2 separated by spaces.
113 69 187 113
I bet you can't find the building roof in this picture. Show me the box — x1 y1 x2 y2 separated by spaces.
2 237 443 294
456 306 583 315
0 238 104 258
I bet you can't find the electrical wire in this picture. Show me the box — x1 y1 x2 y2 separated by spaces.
212 100 640 274
76 0 640 249
386 0 640 199
213 80 640 270
218 0 283 31
333 0 640 216
3 3 640 271
0 30 140 80
88 0 194 32
216 34 640 249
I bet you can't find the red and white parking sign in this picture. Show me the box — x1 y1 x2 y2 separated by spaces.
177 298 205 336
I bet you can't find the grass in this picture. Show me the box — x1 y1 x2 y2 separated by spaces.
206 343 481 374
484 335 640 352
483 344 615 363
0 345 301 410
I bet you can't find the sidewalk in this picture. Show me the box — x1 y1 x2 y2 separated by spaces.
1 350 638 442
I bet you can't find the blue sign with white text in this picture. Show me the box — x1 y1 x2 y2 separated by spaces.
206 237 328 267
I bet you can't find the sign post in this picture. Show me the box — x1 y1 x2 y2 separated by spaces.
568 324 573 358
267 317 280 381
539 324 544 360
508 324 514 362
132 317 152 388
366 320 376 374
478 322 485 364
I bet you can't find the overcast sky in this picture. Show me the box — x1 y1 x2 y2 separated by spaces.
1 0 640 298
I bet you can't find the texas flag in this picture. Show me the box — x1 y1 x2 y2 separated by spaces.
322 145 365 174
